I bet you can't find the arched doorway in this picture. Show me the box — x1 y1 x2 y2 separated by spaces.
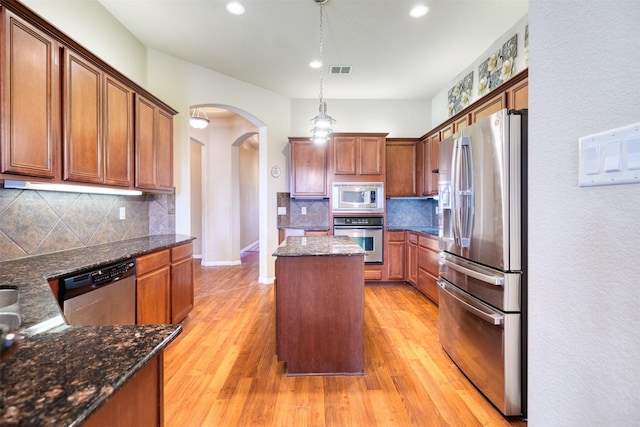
189 104 266 278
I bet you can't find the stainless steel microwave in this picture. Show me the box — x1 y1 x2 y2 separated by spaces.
331 182 384 213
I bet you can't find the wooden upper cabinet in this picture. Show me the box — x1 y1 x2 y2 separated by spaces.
1 10 60 179
135 94 174 192
508 76 528 110
332 136 357 175
421 133 439 196
453 114 469 133
331 133 386 182
360 136 384 175
385 139 418 197
156 107 174 191
64 50 135 187
289 137 328 197
470 91 507 124
104 75 134 187
63 49 102 183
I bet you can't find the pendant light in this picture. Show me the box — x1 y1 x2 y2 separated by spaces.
190 107 210 129
310 0 335 144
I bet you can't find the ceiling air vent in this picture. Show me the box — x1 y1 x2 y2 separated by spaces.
330 65 352 75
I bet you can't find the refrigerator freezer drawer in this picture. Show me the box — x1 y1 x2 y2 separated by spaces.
438 279 521 416
439 251 521 312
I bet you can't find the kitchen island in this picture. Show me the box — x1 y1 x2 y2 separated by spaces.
273 236 365 376
0 234 192 426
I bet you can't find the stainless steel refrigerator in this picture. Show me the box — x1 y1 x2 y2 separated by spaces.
437 108 527 417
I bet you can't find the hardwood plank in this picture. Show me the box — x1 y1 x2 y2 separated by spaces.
163 251 527 426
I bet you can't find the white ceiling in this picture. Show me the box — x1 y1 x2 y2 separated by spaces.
98 0 528 101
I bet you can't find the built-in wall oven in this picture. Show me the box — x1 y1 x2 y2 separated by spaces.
333 216 383 264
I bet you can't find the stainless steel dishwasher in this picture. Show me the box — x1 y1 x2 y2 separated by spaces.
59 259 136 325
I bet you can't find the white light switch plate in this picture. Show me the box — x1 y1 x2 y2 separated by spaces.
119 206 126 220
277 207 286 215
579 122 640 187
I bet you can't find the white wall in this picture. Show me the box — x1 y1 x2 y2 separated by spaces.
21 0 147 86
291 98 432 138
239 141 259 250
131 49 292 280
528 1 640 424
431 14 529 127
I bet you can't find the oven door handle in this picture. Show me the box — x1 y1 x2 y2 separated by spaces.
437 280 503 326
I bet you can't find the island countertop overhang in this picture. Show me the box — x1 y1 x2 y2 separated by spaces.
273 235 365 257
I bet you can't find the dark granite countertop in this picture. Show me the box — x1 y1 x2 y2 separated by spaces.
386 226 439 236
0 234 193 426
273 236 365 257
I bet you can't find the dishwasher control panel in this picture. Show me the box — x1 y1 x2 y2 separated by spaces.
59 259 136 301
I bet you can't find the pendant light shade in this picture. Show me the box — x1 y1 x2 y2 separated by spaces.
309 0 335 144
190 108 210 129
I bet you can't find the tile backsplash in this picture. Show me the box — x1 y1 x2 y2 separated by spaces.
277 193 329 229
386 198 438 228
0 189 175 262
277 192 438 230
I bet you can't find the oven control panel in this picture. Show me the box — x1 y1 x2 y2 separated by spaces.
333 216 384 226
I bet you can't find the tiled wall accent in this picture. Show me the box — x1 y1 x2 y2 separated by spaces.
277 192 329 228
386 198 438 228
0 189 175 262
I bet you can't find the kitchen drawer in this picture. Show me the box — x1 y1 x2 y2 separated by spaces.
418 245 439 276
417 268 439 304
407 232 418 245
365 266 383 280
171 242 193 262
386 230 405 242
418 234 438 251
137 249 171 275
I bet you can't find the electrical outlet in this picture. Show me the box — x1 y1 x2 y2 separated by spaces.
277 207 287 215
119 206 126 220
301 207 307 215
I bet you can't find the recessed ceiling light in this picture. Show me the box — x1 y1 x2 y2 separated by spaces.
410 4 430 18
226 1 246 16
309 60 322 69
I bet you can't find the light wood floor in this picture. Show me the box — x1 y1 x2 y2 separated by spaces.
163 251 527 426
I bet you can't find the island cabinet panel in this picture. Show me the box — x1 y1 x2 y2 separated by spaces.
63 49 103 183
170 242 194 323
136 249 171 324
1 10 60 179
289 137 328 197
275 255 364 375
84 353 163 427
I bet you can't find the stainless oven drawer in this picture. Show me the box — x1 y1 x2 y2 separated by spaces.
438 279 521 416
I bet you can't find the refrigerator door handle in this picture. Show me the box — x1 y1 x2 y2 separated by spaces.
438 280 503 325
458 136 474 248
451 138 461 246
441 256 505 286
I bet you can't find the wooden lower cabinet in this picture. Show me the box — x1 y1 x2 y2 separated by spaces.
171 243 194 323
406 232 418 286
84 353 164 427
384 230 405 281
416 234 439 304
136 249 171 324
137 244 194 325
